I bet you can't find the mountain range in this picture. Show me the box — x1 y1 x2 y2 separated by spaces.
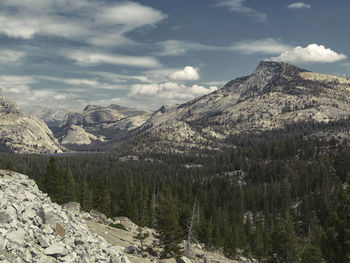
2 61 350 154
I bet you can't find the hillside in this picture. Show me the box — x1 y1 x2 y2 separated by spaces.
0 95 63 154
122 61 350 153
57 104 152 150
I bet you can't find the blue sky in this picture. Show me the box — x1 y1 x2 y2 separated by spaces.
0 0 349 111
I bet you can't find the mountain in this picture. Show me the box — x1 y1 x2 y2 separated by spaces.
26 106 68 127
0 94 63 153
121 61 350 153
57 104 152 149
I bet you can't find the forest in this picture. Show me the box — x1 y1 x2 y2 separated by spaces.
1 122 350 263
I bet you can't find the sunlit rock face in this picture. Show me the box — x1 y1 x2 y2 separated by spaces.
0 94 64 153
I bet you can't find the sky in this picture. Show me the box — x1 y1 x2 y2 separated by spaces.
0 0 349 111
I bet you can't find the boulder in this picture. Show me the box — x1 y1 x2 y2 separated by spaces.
90 210 108 223
6 229 26 245
55 222 66 238
160 259 177 263
44 244 68 258
124 245 140 254
62 202 81 213
0 212 11 224
35 234 50 248
119 256 131 263
179 256 192 263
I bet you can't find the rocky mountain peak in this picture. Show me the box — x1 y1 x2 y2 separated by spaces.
0 94 21 114
254 60 307 77
83 104 101 112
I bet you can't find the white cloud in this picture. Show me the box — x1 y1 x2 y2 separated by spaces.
129 82 217 101
63 50 161 68
288 2 311 9
190 85 218 95
230 38 292 54
91 72 150 83
155 40 218 56
0 49 26 64
170 66 200 81
0 1 167 47
36 76 126 90
270 44 347 64
97 2 167 27
216 0 267 22
0 75 79 110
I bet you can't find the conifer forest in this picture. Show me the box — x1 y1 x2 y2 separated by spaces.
2 122 350 262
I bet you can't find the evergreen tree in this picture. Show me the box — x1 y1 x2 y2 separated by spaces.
55 169 66 204
119 182 133 218
44 157 59 202
134 227 149 249
92 178 111 216
156 185 183 258
80 179 91 211
321 176 350 262
63 169 76 203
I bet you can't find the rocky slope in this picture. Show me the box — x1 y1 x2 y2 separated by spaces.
123 61 350 153
0 169 252 263
0 169 130 263
0 94 63 154
57 104 151 147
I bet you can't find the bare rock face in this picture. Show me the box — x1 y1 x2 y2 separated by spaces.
0 169 129 262
58 104 152 147
60 124 105 145
125 61 350 153
0 94 64 154
60 104 151 128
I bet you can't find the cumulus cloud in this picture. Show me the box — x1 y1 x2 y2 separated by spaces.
288 2 311 9
0 75 79 110
216 0 267 22
230 38 292 54
270 44 347 64
96 2 166 27
170 66 200 81
63 50 161 68
0 0 167 47
129 82 217 101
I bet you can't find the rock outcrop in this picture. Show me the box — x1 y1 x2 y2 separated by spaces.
60 124 105 145
0 169 129 262
0 94 63 154
57 104 151 148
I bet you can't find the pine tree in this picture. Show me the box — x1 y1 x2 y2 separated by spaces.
92 178 111 216
321 176 350 262
134 227 149 249
156 185 183 258
119 182 133 218
63 169 76 203
55 169 66 204
80 179 91 211
44 157 59 202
